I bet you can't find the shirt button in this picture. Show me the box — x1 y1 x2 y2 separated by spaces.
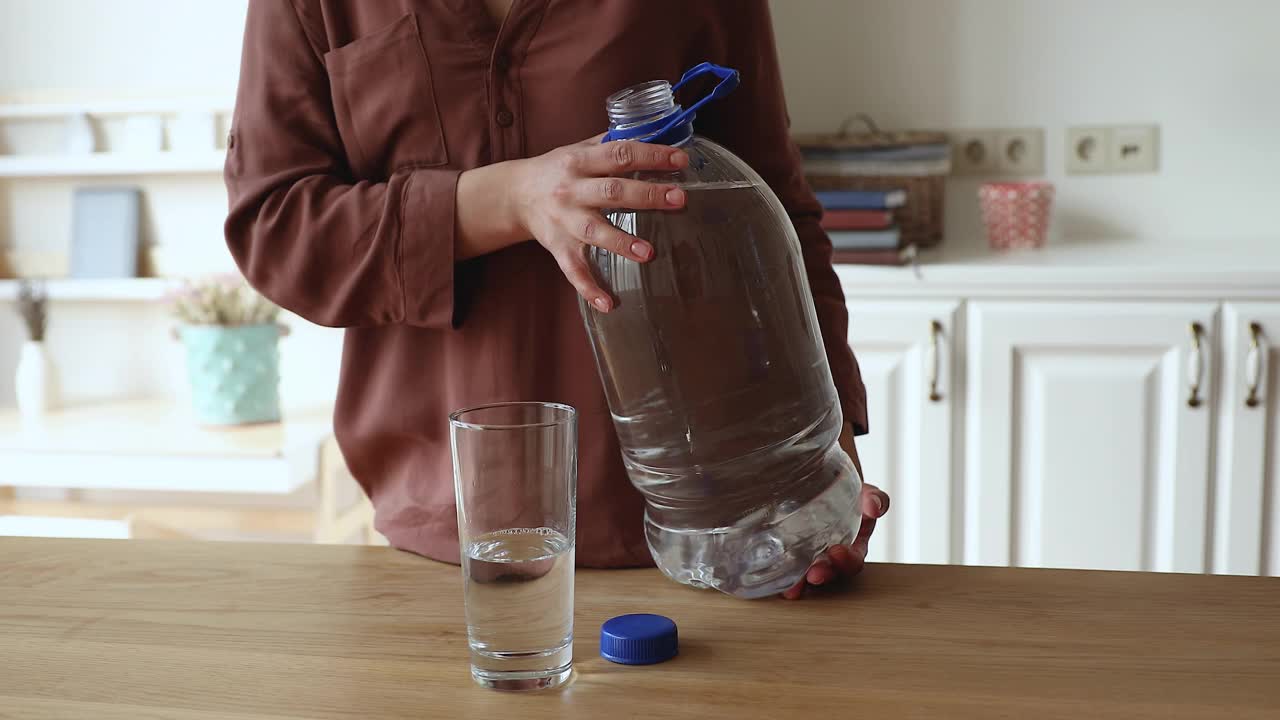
494 53 510 72
496 107 514 127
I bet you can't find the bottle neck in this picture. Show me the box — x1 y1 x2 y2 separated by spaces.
604 80 693 145
606 80 679 132
603 63 738 145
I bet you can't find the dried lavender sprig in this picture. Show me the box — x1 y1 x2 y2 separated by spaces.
168 275 281 327
15 278 48 342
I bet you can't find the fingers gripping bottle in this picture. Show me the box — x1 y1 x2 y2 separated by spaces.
579 64 862 599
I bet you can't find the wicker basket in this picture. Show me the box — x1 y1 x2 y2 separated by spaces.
795 115 950 248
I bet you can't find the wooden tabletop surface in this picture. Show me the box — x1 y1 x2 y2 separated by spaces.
2 538 1277 719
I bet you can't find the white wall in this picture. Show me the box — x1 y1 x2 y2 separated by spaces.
770 0 1280 245
0 0 342 412
2 1 1277 408
0 0 246 95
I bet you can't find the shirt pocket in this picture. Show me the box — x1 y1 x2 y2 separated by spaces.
324 13 448 178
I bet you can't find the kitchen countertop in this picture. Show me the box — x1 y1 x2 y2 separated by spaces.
0 400 330 457
2 538 1278 719
836 237 1280 298
0 400 333 495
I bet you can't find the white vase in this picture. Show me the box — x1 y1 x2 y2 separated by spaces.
15 341 60 425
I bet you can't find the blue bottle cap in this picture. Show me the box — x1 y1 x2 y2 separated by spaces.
600 613 679 665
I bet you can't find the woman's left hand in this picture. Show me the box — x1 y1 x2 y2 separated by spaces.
782 483 890 601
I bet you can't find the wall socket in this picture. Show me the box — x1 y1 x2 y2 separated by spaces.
1066 124 1159 174
950 130 999 174
951 128 1045 176
1065 127 1111 174
994 128 1045 175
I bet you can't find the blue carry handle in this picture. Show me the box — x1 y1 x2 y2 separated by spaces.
603 62 740 144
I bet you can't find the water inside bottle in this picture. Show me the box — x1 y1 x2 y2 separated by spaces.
584 178 862 598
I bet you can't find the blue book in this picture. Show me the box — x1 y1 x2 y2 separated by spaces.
829 227 901 251
815 189 907 210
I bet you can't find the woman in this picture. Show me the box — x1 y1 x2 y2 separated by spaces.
225 0 888 599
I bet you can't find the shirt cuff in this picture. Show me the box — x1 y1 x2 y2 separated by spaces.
400 167 463 329
834 353 870 437
842 391 870 438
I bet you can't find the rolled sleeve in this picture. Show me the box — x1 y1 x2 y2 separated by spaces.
400 167 462 328
224 0 461 331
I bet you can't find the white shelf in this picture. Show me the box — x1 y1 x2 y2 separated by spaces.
0 151 226 178
0 278 174 302
0 97 232 119
0 400 332 495
0 515 131 539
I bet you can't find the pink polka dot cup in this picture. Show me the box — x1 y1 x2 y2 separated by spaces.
978 182 1054 251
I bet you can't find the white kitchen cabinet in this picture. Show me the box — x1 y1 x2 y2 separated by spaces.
1214 303 1280 576
846 299 960 565
964 301 1218 573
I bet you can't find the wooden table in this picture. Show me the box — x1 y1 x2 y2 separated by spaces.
2 538 1277 719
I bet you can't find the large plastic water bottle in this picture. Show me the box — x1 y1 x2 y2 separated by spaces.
580 64 862 599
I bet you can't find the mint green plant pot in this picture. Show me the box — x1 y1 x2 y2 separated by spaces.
178 324 282 425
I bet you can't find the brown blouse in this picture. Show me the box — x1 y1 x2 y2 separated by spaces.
225 0 867 567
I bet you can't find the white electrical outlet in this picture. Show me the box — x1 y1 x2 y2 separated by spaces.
994 128 1045 175
1110 124 1159 173
1066 126 1112 174
949 130 999 175
1066 124 1161 174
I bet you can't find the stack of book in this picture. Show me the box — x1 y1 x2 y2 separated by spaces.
796 123 951 260
803 142 952 178
816 189 914 266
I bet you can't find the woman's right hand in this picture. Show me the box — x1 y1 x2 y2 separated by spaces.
508 136 689 312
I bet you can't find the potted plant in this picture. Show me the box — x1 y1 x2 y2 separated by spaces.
12 278 60 425
169 275 285 426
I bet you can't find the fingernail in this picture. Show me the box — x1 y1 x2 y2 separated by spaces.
665 188 685 206
592 297 609 312
630 241 652 260
670 151 688 168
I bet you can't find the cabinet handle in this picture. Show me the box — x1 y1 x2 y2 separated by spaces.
1187 321 1205 408
928 320 943 402
1245 322 1263 409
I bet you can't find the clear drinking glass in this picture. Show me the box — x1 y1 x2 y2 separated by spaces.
449 402 577 691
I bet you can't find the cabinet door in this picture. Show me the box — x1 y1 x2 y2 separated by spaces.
846 299 960 565
1215 303 1280 576
966 301 1217 573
